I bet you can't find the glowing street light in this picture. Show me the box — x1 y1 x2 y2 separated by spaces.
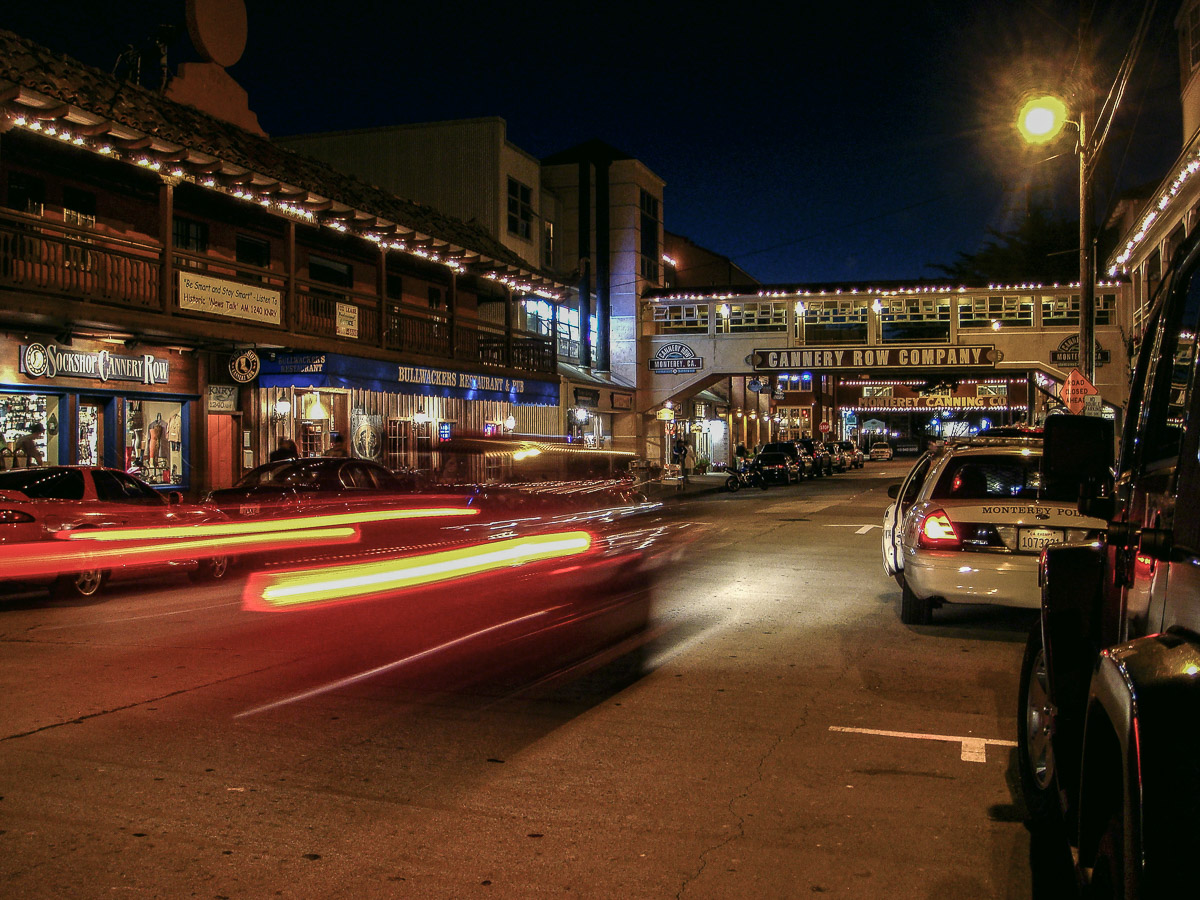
1017 95 1069 144
1017 91 1095 382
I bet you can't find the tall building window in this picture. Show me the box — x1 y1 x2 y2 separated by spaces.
1189 3 1200 72
507 177 533 240
640 190 660 282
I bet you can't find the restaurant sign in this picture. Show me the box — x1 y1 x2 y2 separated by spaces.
20 343 170 385
753 345 998 372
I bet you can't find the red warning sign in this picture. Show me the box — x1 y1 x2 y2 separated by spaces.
1059 369 1098 415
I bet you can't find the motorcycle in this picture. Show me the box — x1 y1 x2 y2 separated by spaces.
724 462 769 492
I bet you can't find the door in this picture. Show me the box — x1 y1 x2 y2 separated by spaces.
206 414 238 491
883 452 933 577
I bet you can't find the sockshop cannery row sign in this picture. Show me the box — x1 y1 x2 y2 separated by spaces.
752 345 999 372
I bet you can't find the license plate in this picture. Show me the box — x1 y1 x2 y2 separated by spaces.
239 503 260 517
1018 527 1064 551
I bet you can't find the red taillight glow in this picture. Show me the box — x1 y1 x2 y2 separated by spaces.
244 530 594 611
918 509 961 549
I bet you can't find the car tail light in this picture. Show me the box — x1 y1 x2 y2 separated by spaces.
0 509 35 524
918 509 961 549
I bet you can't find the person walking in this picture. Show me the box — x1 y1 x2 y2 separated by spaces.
681 442 696 489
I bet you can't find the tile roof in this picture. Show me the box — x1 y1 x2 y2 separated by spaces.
0 27 553 284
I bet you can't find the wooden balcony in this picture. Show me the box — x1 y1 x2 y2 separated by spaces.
0 210 557 377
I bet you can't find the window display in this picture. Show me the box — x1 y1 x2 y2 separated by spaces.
126 399 183 485
0 392 60 467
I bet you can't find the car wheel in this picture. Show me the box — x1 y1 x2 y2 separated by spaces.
54 568 108 599
725 474 741 493
1017 626 1059 825
189 554 231 582
899 577 932 625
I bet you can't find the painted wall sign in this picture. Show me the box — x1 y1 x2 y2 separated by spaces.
1051 335 1110 367
336 302 359 339
19 343 170 385
178 271 282 325
228 348 260 383
207 385 238 412
753 345 998 371
650 342 703 373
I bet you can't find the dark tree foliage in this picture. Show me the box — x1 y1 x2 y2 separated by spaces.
930 207 1081 286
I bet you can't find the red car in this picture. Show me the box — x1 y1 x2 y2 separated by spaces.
0 466 232 598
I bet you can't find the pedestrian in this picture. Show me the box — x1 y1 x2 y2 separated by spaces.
681 443 696 488
324 433 349 458
14 422 45 466
735 443 749 472
270 437 299 461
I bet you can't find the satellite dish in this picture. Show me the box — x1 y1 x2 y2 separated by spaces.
187 0 248 68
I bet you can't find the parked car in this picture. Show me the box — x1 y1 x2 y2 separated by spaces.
869 441 894 461
1016 225 1200 895
754 451 799 485
838 441 865 468
0 466 232 598
881 437 1105 625
796 438 833 476
823 442 848 472
759 441 814 479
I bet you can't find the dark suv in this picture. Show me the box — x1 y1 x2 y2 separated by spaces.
796 438 832 476
1018 227 1200 894
760 441 814 479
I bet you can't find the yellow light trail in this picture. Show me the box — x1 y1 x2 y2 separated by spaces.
248 530 594 610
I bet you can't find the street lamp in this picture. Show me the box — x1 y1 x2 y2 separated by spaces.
1017 92 1095 383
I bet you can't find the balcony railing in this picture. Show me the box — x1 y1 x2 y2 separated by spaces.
1 209 556 376
0 211 159 310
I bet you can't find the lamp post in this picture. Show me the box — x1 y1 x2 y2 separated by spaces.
1017 93 1095 383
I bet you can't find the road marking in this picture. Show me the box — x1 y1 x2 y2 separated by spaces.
829 725 1017 763
768 500 834 514
824 524 881 534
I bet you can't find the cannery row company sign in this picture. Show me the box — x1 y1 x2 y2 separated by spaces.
752 344 999 372
19 343 170 384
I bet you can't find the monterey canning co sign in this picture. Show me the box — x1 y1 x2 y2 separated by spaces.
752 344 998 372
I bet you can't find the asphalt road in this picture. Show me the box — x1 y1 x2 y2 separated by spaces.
0 462 1058 898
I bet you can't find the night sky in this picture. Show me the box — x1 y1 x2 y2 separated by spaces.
2 1 1184 285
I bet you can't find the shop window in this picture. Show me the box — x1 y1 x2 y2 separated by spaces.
386 272 403 299
236 234 271 279
173 217 208 271
0 392 61 467
429 286 443 310
385 417 411 470
6 172 44 216
126 399 183 485
62 186 96 228
309 255 352 288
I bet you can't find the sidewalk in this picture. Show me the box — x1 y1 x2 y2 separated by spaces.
637 471 728 503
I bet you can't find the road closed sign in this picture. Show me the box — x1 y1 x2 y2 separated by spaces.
1059 368 1098 415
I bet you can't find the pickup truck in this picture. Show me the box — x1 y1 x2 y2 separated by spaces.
1018 226 1200 897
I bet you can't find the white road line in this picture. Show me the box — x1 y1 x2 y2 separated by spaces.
829 725 1017 763
824 524 881 534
